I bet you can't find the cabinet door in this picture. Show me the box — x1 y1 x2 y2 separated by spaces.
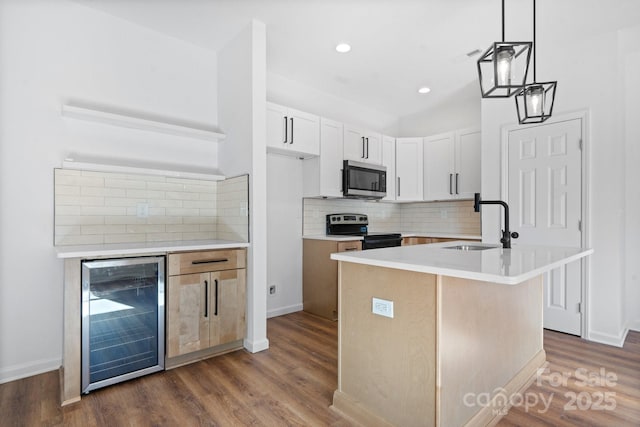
319 118 344 197
364 132 382 164
455 129 481 199
289 107 320 156
396 137 424 201
343 125 366 162
423 133 455 201
266 102 288 150
381 136 396 201
167 273 210 357
209 269 246 347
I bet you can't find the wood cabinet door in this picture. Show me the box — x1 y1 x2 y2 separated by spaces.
167 273 210 357
209 269 246 347
423 132 455 201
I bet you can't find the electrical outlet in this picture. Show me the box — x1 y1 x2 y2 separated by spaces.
372 297 394 318
269 285 276 295
136 202 149 218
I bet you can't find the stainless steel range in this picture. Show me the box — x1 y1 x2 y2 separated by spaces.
326 214 402 250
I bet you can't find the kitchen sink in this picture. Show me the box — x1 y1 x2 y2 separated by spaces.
443 245 498 251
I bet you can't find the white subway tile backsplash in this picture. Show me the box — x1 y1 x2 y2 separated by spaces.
54 169 249 246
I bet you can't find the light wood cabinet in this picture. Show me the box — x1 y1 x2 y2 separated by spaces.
343 125 382 165
167 248 246 363
423 128 480 201
303 239 361 320
266 102 320 158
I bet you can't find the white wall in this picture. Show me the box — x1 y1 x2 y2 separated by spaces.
621 27 640 333
268 72 400 135
398 82 481 137
0 1 219 382
218 20 269 353
266 154 304 317
481 26 639 346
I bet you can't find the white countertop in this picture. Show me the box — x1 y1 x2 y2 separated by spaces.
56 239 250 259
330 241 593 285
303 232 482 241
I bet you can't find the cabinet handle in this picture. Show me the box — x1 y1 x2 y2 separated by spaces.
455 173 459 194
283 116 288 144
397 177 401 197
290 117 294 144
366 137 369 159
361 137 366 158
214 279 219 317
344 247 359 251
192 258 228 265
449 173 453 195
204 280 209 318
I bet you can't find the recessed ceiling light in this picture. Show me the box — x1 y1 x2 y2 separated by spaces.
335 43 351 53
418 87 431 94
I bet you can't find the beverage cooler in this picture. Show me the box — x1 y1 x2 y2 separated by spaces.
81 256 165 393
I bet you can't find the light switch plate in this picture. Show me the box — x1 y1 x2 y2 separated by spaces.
372 297 394 318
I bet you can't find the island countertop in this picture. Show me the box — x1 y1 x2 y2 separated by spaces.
330 241 593 285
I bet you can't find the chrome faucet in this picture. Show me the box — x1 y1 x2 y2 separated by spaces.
474 193 519 249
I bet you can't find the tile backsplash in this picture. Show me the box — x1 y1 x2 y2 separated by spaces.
303 198 480 236
54 169 248 245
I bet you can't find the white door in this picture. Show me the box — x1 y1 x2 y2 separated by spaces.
381 136 396 201
507 119 583 335
266 102 288 149
343 125 366 162
365 132 383 165
288 107 320 156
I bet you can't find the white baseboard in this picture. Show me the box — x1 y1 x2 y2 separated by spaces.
267 303 303 319
243 337 270 353
588 329 628 348
627 319 640 332
0 357 61 384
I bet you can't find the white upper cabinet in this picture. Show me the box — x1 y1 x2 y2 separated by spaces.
303 118 344 198
343 125 382 165
396 137 424 201
381 136 396 201
266 102 320 158
423 128 480 201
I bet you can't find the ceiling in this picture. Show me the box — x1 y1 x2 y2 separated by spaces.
78 0 640 119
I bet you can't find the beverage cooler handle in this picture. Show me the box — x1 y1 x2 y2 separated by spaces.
204 280 209 318
214 279 219 316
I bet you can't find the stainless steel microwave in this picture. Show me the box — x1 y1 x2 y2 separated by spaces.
342 160 387 199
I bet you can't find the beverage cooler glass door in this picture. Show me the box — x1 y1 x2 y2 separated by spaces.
82 256 165 393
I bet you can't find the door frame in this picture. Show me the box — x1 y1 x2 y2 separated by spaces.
500 110 590 339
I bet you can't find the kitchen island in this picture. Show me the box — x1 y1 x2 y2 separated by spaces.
330 242 592 427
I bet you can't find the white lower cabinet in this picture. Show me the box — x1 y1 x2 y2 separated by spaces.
396 137 424 201
424 128 480 201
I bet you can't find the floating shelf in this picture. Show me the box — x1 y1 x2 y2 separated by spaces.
61 104 226 142
62 157 225 182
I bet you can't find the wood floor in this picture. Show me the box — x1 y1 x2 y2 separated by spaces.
1 311 638 426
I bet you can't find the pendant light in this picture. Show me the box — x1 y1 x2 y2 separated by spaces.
477 0 532 98
515 0 557 124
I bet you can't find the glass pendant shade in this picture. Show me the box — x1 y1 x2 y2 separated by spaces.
515 81 557 124
477 41 532 98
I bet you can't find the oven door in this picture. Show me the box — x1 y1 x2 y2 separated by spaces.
362 234 402 250
343 160 386 199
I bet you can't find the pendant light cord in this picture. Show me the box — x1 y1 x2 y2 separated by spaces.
501 0 505 41
533 0 537 82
